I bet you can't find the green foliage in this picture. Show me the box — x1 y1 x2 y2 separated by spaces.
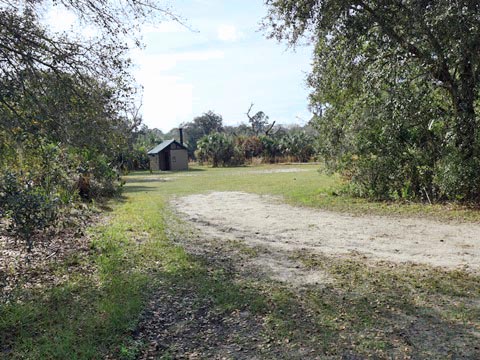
0 71 135 250
309 39 452 200
0 140 110 250
181 111 224 158
196 133 243 167
434 150 480 202
278 132 316 162
195 129 317 167
160 107 317 166
77 151 123 199
265 0 480 202
0 0 181 251
259 135 282 162
236 136 263 159
0 172 57 250
246 108 270 136
117 126 164 171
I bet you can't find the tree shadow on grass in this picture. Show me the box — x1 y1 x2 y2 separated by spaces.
132 246 480 359
122 185 158 194
3 239 478 359
0 271 148 359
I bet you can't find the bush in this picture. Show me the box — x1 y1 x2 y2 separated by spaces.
279 132 316 162
236 136 263 160
0 172 58 250
196 133 244 167
0 141 123 251
260 135 282 163
76 150 123 200
434 150 480 203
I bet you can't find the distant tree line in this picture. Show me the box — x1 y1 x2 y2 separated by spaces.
190 107 317 166
127 107 317 169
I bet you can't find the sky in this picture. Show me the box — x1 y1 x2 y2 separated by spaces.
46 0 314 132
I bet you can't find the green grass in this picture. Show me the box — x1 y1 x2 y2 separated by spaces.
2 163 479 359
1 192 169 358
128 164 480 222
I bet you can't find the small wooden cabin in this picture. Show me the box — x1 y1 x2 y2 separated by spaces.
147 139 188 171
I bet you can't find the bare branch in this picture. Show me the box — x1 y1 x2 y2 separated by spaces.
245 103 255 120
265 120 276 136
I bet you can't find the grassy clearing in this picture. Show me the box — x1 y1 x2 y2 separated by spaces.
125 165 480 357
2 163 479 358
130 164 480 222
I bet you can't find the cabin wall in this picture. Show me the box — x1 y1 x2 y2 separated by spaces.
170 149 188 171
149 154 160 171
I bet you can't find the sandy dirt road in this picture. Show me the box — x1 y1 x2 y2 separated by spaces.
134 190 480 359
173 191 480 275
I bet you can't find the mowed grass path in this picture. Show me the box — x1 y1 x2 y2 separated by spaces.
1 164 479 359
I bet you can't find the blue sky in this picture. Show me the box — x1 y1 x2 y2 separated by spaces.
45 0 314 132
131 0 313 132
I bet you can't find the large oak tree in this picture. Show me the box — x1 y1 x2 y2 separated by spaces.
264 0 480 201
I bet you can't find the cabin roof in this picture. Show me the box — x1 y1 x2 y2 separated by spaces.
147 139 187 154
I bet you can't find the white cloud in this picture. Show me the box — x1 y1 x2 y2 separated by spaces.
141 75 193 130
45 6 76 32
132 49 224 71
132 49 225 130
44 4 99 39
217 24 243 42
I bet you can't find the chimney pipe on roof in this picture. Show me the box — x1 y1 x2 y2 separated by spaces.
179 128 184 145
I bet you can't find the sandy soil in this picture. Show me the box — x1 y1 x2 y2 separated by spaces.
172 191 480 275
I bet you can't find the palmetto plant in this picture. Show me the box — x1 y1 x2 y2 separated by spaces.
196 133 238 167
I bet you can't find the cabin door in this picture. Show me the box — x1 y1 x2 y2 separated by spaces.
164 151 171 170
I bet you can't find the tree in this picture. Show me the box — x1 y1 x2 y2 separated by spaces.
259 135 282 162
224 123 254 137
279 131 316 163
236 136 263 160
308 32 451 200
0 0 182 249
264 0 480 201
116 125 165 171
0 1 180 129
192 111 224 135
0 0 180 164
181 111 224 158
245 103 276 136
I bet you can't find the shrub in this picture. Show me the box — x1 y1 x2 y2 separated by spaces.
236 136 263 160
279 132 316 162
196 133 244 167
76 150 123 200
434 149 480 203
0 172 58 251
259 135 282 163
